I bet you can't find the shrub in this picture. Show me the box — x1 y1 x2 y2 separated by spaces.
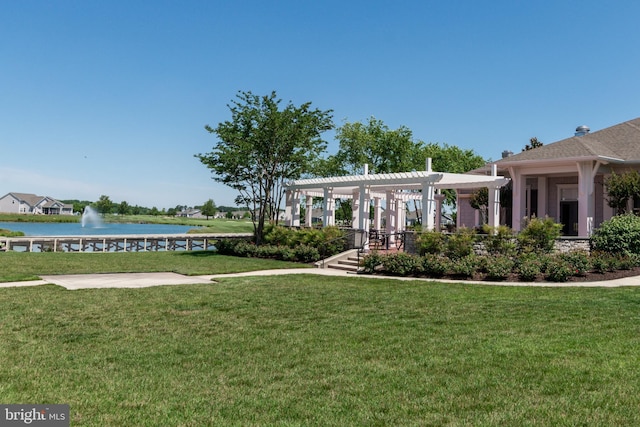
591 214 640 256
559 250 591 277
380 253 422 276
517 216 562 254
262 225 294 246
544 257 574 282
481 225 517 256
450 254 479 278
214 239 241 255
422 254 451 277
590 251 615 274
416 231 445 255
362 252 384 274
293 245 321 263
233 241 258 257
445 227 475 260
485 255 515 281
516 253 544 281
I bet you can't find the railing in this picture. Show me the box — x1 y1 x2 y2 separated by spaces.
368 229 406 252
319 229 368 269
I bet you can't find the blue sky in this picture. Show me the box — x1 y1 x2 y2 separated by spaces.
2 1 639 209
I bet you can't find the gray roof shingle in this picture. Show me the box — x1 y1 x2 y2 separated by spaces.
496 117 640 164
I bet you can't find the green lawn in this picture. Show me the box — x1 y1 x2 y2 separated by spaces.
2 275 640 425
0 251 307 282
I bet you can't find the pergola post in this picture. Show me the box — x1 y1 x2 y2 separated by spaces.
373 197 382 231
386 191 396 244
305 195 313 227
421 181 436 231
322 188 335 227
351 189 360 229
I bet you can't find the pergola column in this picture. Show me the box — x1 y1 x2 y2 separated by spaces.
351 189 360 229
284 190 300 227
386 191 396 244
435 194 445 231
305 195 313 227
322 187 335 227
421 181 436 231
373 197 382 230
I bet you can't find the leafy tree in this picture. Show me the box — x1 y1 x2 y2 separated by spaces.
196 90 333 244
201 199 217 219
523 137 543 151
150 207 160 216
605 170 640 215
318 117 420 175
117 201 131 215
95 195 113 214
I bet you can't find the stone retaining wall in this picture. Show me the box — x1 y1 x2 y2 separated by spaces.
403 232 591 255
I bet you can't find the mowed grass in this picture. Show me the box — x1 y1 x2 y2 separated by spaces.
0 251 308 282
2 276 640 426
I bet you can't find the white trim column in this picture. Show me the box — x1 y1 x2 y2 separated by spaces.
284 190 299 226
322 188 335 227
422 181 436 231
509 167 526 231
435 194 445 231
488 164 500 231
373 197 382 231
577 161 600 236
351 189 360 229
386 191 396 244
305 195 313 227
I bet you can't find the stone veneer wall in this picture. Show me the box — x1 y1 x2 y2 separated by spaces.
403 232 590 255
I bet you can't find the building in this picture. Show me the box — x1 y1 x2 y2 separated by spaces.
467 117 640 237
0 192 74 215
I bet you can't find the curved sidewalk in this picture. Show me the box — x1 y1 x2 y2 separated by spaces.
1 268 640 289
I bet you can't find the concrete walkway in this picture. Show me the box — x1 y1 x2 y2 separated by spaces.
2 268 640 289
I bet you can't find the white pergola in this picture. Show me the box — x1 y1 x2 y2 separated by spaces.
283 161 510 244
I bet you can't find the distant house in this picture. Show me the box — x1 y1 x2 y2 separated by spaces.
177 208 205 219
460 117 640 236
0 192 74 215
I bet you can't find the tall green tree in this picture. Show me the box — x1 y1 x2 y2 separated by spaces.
317 117 421 176
95 195 113 214
605 170 640 215
196 90 333 244
201 199 217 219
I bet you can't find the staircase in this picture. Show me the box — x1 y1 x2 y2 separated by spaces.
316 249 362 273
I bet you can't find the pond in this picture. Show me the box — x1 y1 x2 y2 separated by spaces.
0 222 197 236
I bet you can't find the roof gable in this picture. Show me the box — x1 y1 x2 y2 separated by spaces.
497 117 640 164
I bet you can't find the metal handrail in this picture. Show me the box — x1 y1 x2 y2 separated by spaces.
319 229 368 269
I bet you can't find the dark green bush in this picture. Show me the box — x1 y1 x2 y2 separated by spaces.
485 255 515 281
481 225 517 256
362 252 383 274
517 216 562 254
422 254 450 277
544 257 574 282
559 250 591 277
450 254 479 278
516 253 544 281
591 214 640 256
416 231 445 255
233 241 258 257
293 245 321 263
445 228 475 260
380 253 422 276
